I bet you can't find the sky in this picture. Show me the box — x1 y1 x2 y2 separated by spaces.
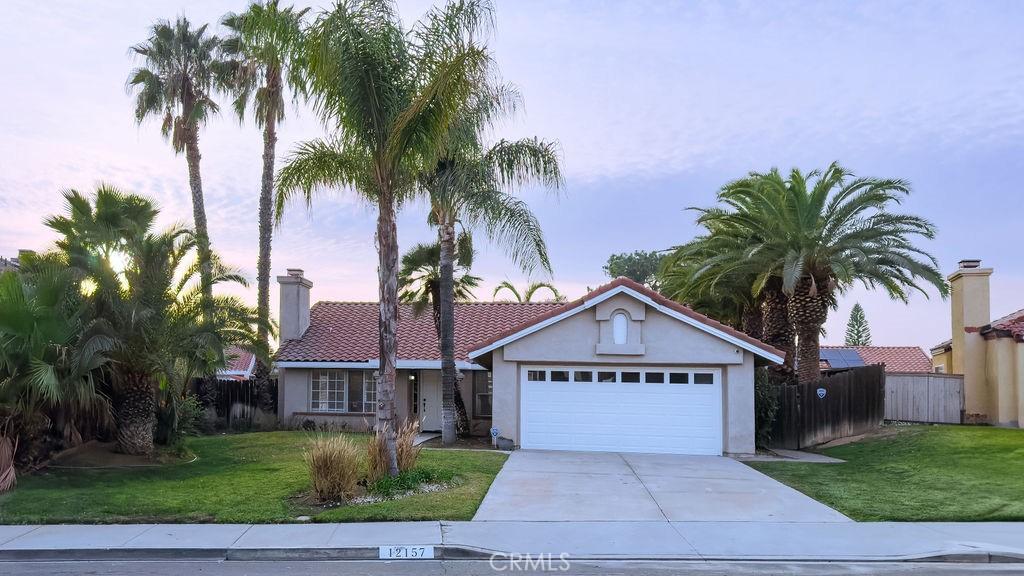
2 0 1023 352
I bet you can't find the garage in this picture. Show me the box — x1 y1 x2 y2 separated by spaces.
519 365 723 455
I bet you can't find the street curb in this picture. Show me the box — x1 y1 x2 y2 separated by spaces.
1 547 1022 563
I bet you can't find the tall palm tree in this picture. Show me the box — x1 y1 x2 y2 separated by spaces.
220 1 308 375
127 18 222 309
276 0 493 475
701 163 947 383
492 280 563 302
398 239 479 435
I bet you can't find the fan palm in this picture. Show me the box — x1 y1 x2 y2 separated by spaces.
221 1 308 369
398 239 479 435
701 163 947 383
492 280 563 303
127 17 222 310
276 0 493 475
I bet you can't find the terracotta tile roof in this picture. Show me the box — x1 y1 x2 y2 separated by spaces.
467 277 784 361
820 345 932 373
218 345 256 381
276 301 564 363
985 308 1024 340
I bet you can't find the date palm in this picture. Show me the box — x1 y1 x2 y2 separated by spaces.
399 239 479 435
277 0 493 475
127 17 222 310
221 1 308 408
492 280 563 303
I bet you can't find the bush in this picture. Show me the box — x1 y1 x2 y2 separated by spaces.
304 434 361 503
366 426 389 484
396 420 421 472
754 368 782 448
368 467 454 498
368 420 422 483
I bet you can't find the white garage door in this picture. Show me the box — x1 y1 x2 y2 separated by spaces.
520 366 723 455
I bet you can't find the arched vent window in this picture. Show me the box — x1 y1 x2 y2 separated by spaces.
612 312 628 345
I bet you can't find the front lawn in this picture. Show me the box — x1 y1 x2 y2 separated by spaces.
0 431 506 524
749 425 1024 521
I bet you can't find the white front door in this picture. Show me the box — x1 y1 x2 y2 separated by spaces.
419 373 442 432
519 366 723 455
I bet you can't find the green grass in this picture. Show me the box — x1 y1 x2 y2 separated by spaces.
748 425 1024 521
0 431 507 524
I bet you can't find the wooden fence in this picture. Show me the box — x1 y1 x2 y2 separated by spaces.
884 372 963 424
769 364 886 450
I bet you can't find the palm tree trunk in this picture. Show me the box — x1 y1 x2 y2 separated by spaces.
761 282 795 372
253 97 279 412
438 222 458 445
184 128 214 310
788 277 828 384
376 191 400 477
115 371 155 456
429 276 470 438
741 302 763 340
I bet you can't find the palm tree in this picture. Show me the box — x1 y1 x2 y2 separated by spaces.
276 0 493 475
701 163 947 383
398 239 479 435
220 2 308 383
492 280 563 302
127 17 222 309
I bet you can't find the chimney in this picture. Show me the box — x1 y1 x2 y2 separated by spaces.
948 259 992 415
277 268 312 341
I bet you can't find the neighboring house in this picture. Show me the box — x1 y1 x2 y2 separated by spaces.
930 259 1023 427
820 345 932 374
217 345 256 382
0 255 21 272
275 269 783 455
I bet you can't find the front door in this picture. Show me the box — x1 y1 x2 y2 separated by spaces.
420 374 442 432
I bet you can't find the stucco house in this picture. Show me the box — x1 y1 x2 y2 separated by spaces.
275 269 783 455
930 259 1023 427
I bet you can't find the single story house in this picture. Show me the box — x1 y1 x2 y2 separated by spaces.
217 345 257 382
931 259 1023 427
275 269 783 455
819 345 932 374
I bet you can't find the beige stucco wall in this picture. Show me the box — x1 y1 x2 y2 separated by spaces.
487 296 758 454
278 367 412 431
984 338 1022 427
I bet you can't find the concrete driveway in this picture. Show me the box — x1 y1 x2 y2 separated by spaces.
474 450 850 522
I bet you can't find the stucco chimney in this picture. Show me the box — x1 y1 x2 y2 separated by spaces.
948 259 992 417
277 268 312 341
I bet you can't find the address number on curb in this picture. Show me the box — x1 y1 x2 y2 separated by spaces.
379 545 435 559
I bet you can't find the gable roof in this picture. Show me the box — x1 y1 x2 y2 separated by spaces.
467 277 785 363
982 308 1024 341
218 345 256 381
276 301 563 366
820 345 932 373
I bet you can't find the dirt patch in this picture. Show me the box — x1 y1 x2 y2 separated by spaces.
420 436 497 450
48 441 192 469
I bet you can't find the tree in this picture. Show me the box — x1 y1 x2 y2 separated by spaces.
127 18 222 310
398 239 479 435
220 1 308 410
844 303 872 346
492 280 563 302
700 163 946 383
276 0 492 475
604 250 664 290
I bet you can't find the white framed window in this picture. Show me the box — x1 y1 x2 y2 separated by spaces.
310 369 375 413
612 311 628 345
474 371 493 418
933 365 945 374
522 366 719 387
363 371 377 413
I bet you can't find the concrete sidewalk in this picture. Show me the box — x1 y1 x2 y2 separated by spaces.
1 521 1023 562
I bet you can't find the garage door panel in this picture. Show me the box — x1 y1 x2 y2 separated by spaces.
520 367 723 455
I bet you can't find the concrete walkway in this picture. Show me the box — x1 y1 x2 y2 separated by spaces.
473 450 849 522
1 522 1023 562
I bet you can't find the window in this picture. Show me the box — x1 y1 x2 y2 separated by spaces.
694 373 714 385
933 366 945 374
550 370 570 382
474 371 493 417
644 372 664 383
597 371 616 383
573 370 593 382
669 372 688 384
612 312 628 345
310 369 375 413
621 371 641 383
527 370 546 382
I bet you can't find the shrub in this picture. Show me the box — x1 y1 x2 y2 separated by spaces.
366 425 389 484
754 368 782 448
396 420 421 472
368 467 455 498
368 420 422 483
304 434 361 502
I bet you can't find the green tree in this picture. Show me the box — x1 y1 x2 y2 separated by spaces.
127 17 223 310
604 250 664 290
220 0 308 408
276 0 493 475
492 280 563 302
844 303 872 346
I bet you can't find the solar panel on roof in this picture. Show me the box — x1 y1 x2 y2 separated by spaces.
820 348 866 369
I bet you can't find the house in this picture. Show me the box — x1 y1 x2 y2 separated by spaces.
275 269 783 455
820 345 932 374
217 345 256 382
930 259 1023 427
